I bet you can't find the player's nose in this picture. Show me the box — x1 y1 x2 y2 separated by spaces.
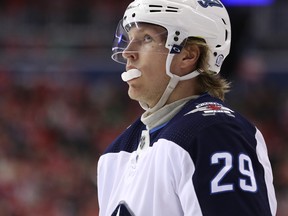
122 41 138 61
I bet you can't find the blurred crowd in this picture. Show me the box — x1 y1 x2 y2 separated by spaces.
0 69 143 215
0 0 287 216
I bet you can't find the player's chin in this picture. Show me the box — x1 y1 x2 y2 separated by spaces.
127 88 139 100
128 88 143 101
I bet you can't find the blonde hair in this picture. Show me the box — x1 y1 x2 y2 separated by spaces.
185 37 231 101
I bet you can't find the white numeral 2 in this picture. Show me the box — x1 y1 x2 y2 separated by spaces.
211 152 257 194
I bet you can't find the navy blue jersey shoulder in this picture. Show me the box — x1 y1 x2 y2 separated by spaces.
158 94 258 154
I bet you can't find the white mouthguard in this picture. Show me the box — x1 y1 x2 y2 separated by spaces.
121 69 142 82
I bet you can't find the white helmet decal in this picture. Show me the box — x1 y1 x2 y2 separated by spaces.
197 0 223 8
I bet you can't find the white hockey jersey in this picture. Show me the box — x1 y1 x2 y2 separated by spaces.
97 94 277 216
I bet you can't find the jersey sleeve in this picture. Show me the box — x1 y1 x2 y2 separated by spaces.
184 122 276 216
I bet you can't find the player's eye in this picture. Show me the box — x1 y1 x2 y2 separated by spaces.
143 34 153 42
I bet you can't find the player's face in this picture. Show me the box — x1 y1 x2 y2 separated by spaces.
122 23 170 108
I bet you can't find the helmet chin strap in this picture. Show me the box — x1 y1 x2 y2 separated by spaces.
139 52 200 113
139 72 180 112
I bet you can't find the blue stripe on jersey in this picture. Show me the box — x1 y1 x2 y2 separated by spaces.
150 122 168 134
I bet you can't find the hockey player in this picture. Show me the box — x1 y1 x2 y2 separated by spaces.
97 0 277 215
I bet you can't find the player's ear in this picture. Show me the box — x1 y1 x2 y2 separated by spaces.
180 44 200 71
171 44 200 76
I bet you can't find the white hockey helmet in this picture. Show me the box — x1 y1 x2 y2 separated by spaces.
112 0 231 74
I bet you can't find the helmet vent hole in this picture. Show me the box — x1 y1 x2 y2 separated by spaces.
149 4 162 12
148 5 179 13
149 5 163 8
167 6 178 9
214 52 217 57
166 6 179 12
165 9 178 12
225 30 228 41
132 13 136 17
222 18 227 25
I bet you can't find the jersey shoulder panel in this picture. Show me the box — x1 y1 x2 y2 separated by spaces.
159 94 257 152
